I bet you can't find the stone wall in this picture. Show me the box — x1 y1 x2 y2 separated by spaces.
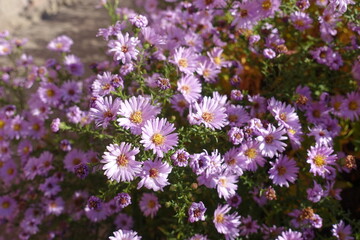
0 0 79 30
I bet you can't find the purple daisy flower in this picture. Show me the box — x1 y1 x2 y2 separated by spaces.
137 158 172 191
177 74 202 103
263 48 277 59
307 181 324 203
213 204 241 240
276 229 303 240
114 213 133 230
90 96 121 128
129 14 148 29
223 147 246 176
64 54 84 76
307 145 337 178
188 234 209 240
332 220 354 240
239 216 260 237
207 47 230 68
171 149 190 167
238 140 266 171
257 124 287 158
190 96 228 130
114 192 131 208
226 105 250 127
140 118 178 158
64 149 87 173
108 32 140 64
170 94 189 115
85 196 108 222
227 194 242 208
256 0 281 18
269 155 299 187
61 80 82 104
340 91 360 121
196 59 221 83
47 35 73 52
117 96 161 135
172 47 198 74
290 11 313 31
268 98 300 129
109 229 142 240
188 201 206 223
227 127 245 145
232 0 258 30
101 142 141 182
216 172 238 200
37 82 61 106
139 193 160 218
91 72 116 97
0 196 17 218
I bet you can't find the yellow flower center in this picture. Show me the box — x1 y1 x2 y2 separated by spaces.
241 9 248 18
13 124 21 131
55 43 63 49
245 148 257 159
262 0 272 10
312 110 321 118
277 166 287 176
202 112 214 123
279 113 287 121
149 168 159 178
177 100 187 108
147 200 156 208
181 85 190 94
7 168 14 175
295 20 305 27
0 120 5 129
178 59 188 68
348 101 358 111
130 111 143 124
313 154 326 167
103 111 114 118
32 124 40 131
228 114 238 123
333 102 341 111
265 135 274 144
215 213 225 223
72 158 81 166
102 83 111 90
121 45 128 53
152 133 165 146
2 201 10 209
219 178 227 186
46 89 55 97
213 57 221 65
203 69 210 78
117 154 128 167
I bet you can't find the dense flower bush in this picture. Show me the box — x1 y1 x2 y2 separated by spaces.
0 0 360 239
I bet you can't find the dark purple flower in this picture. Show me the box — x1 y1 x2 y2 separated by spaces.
74 164 89 179
115 193 131 208
188 201 206 223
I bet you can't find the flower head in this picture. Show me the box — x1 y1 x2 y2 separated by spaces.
139 193 160 218
101 142 141 182
137 158 172 191
188 201 206 223
269 155 299 187
140 118 178 157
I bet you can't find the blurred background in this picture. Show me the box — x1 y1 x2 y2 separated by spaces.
0 0 122 65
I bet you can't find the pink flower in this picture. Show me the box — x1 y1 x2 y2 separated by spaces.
140 118 178 157
137 158 172 191
101 142 141 182
139 193 161 218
